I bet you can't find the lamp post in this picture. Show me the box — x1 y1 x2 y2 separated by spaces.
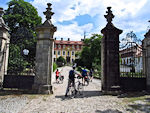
23 49 29 55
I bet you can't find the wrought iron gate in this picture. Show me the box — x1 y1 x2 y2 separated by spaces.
3 27 35 89
119 31 146 91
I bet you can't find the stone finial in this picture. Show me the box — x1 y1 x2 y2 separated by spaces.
43 3 54 20
0 7 9 31
0 7 5 25
104 7 114 24
0 7 4 17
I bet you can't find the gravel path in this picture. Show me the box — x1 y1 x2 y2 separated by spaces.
0 66 146 113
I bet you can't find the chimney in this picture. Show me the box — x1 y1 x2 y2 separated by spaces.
61 38 63 41
81 39 84 41
68 38 70 41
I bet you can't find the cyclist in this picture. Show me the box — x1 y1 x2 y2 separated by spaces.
65 66 81 97
55 69 60 83
81 67 88 85
89 68 94 82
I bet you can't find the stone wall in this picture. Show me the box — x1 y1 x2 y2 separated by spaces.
0 8 10 86
143 30 150 91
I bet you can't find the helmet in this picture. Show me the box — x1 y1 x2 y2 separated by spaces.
73 66 75 70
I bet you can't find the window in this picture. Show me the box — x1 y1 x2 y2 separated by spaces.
63 45 66 49
58 51 60 55
77 45 79 49
54 51 56 55
58 44 61 48
54 58 56 62
68 51 70 56
54 44 56 48
72 45 74 49
72 59 74 62
63 51 65 55
72 51 74 55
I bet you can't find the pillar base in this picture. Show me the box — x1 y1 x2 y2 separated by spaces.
146 85 150 92
32 84 53 94
102 85 121 95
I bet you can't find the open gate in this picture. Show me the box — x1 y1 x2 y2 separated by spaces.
119 31 146 91
3 27 35 89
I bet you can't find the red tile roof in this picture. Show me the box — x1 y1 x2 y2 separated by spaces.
54 40 83 45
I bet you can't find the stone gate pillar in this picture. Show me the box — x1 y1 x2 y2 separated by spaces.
143 27 150 91
101 7 122 92
33 3 57 94
0 8 10 86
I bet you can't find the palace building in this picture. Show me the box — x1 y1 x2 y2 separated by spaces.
119 45 143 73
54 38 84 63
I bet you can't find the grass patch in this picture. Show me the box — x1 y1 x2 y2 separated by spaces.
26 94 39 99
43 98 47 101
124 96 147 103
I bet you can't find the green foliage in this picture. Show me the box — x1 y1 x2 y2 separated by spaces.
77 34 102 69
56 56 66 67
76 34 102 78
76 66 82 73
4 0 42 73
53 62 57 72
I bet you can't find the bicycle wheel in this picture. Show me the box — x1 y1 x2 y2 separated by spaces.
77 82 84 95
68 86 75 98
59 77 63 84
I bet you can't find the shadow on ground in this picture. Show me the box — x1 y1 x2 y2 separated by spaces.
55 90 103 100
126 97 150 113
117 91 150 98
0 89 41 96
95 109 122 113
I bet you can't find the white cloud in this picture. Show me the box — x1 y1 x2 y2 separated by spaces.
30 0 149 41
54 22 93 41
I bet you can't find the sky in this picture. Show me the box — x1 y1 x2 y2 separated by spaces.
1 0 150 41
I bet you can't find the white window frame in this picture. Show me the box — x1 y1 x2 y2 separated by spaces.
63 45 66 49
72 51 74 55
63 51 65 55
58 51 60 55
58 44 61 48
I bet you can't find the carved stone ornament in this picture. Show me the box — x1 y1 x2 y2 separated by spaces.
0 7 9 30
145 20 150 38
104 7 114 24
43 3 54 20
36 3 57 33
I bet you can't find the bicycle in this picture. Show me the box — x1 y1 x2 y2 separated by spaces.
84 75 90 86
68 76 84 98
57 74 64 84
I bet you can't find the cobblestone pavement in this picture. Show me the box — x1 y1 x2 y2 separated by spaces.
0 66 149 113
20 66 128 113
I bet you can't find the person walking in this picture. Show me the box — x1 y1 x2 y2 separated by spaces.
89 68 94 82
81 67 88 85
65 66 81 97
55 69 60 83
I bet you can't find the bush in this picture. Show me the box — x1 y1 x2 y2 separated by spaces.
53 62 57 72
56 56 66 67
77 66 82 73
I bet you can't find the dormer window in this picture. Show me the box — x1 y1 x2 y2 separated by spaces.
63 45 66 49
72 45 74 49
58 44 61 48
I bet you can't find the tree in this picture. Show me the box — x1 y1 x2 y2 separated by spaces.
4 0 42 74
56 56 66 67
77 34 102 70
